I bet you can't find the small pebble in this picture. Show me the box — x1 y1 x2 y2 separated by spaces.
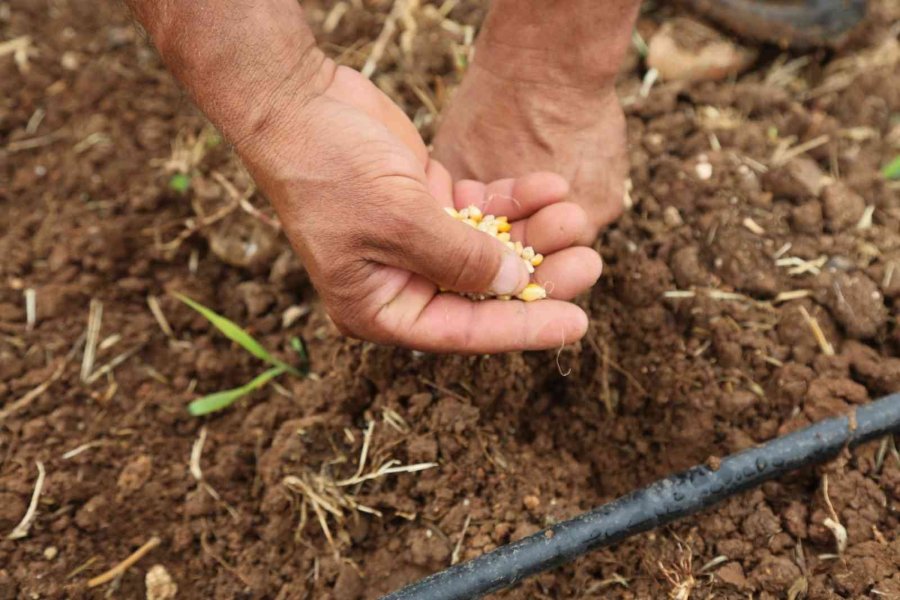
695 161 713 180
43 547 58 560
146 564 178 600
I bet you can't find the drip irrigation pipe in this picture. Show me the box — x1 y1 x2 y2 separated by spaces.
383 392 900 600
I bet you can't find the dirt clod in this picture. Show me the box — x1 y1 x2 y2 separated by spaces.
822 183 866 232
146 564 178 600
763 157 827 200
825 271 888 339
647 18 756 82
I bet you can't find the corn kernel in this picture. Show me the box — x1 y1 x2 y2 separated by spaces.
444 207 459 218
517 283 547 302
451 204 547 303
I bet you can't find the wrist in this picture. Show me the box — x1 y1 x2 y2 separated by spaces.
139 0 332 145
474 0 639 90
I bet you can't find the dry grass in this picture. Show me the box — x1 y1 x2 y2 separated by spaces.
282 419 438 558
87 536 161 588
659 544 695 600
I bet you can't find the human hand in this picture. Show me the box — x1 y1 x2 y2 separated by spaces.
235 65 603 353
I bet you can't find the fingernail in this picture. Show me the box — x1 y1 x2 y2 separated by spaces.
490 253 528 296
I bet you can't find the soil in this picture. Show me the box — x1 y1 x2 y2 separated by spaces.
1 0 899 599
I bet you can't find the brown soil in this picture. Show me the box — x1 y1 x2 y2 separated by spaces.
2 1 899 599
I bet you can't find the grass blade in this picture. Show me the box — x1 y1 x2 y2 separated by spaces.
175 293 300 376
188 366 286 416
883 155 900 181
290 336 311 375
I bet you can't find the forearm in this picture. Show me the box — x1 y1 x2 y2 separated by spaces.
474 0 641 88
126 0 332 144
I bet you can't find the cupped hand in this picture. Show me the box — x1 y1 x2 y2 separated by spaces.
233 63 603 353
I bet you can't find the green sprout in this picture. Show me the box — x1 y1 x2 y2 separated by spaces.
169 173 192 194
175 293 307 416
883 155 900 181
631 30 648 58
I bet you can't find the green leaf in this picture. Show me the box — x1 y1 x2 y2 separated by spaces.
188 366 286 416
204 132 223 150
290 336 311 376
174 293 301 376
169 173 192 194
883 155 900 181
631 30 648 58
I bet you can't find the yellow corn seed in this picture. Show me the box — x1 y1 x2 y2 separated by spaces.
450 204 547 302
517 283 547 302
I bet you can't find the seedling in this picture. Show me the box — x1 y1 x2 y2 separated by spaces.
883 155 900 180
168 172 192 194
175 293 308 416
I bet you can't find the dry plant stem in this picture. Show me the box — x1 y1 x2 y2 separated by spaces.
799 306 835 356
80 299 103 382
7 461 46 539
821 474 848 554
451 514 472 566
190 427 240 520
87 536 161 588
147 295 173 338
84 342 147 385
0 332 84 424
771 134 830 166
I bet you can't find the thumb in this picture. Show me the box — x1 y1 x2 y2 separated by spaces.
391 206 530 296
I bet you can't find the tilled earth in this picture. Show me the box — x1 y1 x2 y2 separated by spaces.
1 0 899 598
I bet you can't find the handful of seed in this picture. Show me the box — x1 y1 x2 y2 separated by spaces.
444 205 547 302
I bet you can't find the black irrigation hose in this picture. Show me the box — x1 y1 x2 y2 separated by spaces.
383 392 900 600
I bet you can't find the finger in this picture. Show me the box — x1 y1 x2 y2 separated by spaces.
426 159 454 209
453 179 487 207
395 293 590 353
377 195 529 296
473 172 570 220
509 202 592 254
533 247 603 301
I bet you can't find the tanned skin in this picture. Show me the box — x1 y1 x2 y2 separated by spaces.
126 0 638 353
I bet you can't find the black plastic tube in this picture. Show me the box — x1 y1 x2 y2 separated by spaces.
383 392 900 600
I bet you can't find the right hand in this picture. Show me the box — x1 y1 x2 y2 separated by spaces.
233 61 604 353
